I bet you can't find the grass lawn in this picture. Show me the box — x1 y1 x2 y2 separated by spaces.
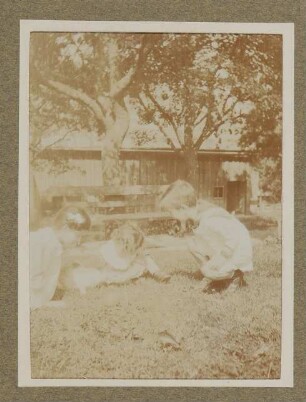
30 226 281 379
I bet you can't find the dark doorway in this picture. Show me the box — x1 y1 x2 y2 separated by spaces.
226 181 246 214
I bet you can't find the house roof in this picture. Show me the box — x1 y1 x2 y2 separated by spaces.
37 126 244 153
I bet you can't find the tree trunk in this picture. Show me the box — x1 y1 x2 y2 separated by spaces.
99 99 129 186
101 134 123 186
183 146 199 190
183 125 199 191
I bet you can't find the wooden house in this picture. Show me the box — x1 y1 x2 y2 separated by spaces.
34 130 260 215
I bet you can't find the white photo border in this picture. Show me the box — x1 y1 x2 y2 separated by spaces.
18 20 294 388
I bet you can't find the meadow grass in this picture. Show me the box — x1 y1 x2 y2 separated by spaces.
30 226 281 379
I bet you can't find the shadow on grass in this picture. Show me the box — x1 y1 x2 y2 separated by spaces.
170 270 204 281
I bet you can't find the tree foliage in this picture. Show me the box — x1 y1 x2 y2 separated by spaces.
30 32 282 196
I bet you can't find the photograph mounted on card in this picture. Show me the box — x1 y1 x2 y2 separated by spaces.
18 20 294 387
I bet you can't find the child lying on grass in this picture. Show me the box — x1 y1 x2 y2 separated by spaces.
58 222 170 294
158 180 253 294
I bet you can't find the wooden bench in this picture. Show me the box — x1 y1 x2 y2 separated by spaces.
41 184 168 214
93 184 168 215
41 184 174 239
78 210 175 241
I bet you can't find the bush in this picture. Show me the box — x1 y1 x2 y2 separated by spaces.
238 215 277 231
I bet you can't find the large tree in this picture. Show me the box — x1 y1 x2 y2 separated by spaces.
30 32 157 183
30 33 282 192
130 34 282 187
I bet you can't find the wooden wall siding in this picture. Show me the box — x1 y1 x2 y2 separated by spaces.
198 159 228 208
131 159 181 186
36 156 241 191
121 160 139 186
35 158 186 192
35 151 251 214
41 149 101 160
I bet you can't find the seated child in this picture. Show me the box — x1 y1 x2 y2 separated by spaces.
158 180 253 294
30 205 91 310
58 222 170 294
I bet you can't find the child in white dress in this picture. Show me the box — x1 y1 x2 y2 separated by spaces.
59 222 170 294
158 180 253 293
30 206 91 310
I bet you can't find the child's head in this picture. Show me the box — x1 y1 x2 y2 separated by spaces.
158 180 198 222
52 205 91 248
111 222 144 259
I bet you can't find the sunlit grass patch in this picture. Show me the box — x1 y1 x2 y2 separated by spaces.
30 227 281 379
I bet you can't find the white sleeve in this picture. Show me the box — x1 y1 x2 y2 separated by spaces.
100 241 130 271
43 243 62 281
143 254 160 275
206 217 239 257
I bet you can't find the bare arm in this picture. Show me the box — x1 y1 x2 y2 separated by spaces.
142 253 171 282
144 235 189 250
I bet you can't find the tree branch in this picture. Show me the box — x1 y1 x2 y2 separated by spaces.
42 128 76 150
30 120 56 148
30 128 76 161
192 107 208 128
32 97 50 115
142 86 183 147
109 68 136 98
106 38 118 92
47 80 106 123
195 112 244 150
109 35 153 99
222 93 233 115
137 95 176 150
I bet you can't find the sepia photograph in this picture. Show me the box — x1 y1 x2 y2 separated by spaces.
18 21 294 387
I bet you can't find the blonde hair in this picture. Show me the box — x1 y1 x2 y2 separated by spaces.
158 180 197 211
111 222 144 257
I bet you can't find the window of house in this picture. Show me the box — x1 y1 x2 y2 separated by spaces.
213 186 224 198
